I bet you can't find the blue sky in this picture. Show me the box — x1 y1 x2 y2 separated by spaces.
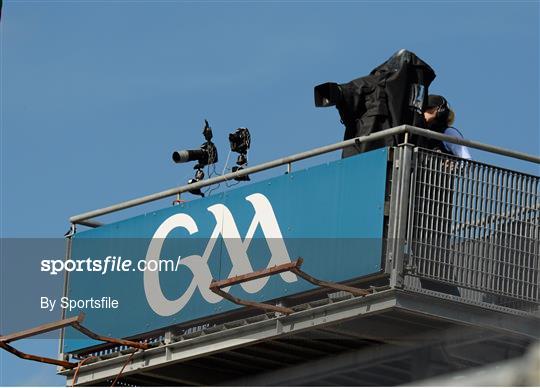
1 1 539 386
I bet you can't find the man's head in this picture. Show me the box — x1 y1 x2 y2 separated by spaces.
424 94 454 127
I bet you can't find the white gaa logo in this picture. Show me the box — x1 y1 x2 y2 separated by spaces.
144 193 297 316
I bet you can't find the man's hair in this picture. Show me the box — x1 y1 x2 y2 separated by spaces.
447 108 455 126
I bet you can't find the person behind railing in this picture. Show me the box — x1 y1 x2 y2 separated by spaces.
422 94 472 160
415 94 473 296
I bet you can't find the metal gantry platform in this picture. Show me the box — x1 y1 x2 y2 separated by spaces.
61 288 538 385
3 126 536 386
60 126 539 385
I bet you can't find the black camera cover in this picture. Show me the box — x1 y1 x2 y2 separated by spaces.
315 49 436 157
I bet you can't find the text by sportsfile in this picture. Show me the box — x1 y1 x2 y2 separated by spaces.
40 256 183 275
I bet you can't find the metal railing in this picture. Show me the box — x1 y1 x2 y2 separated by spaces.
69 125 539 226
406 149 539 309
67 125 540 312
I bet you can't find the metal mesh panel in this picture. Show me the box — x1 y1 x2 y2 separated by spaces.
408 149 540 305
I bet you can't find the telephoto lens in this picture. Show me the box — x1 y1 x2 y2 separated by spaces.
172 149 205 164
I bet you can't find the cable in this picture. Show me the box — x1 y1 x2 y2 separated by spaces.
72 356 97 387
203 163 221 196
110 351 136 387
201 148 244 196
225 180 240 188
202 165 212 195
221 149 232 176
220 149 242 188
205 183 220 197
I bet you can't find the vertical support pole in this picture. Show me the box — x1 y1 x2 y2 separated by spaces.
164 331 172 345
386 145 414 288
58 232 73 371
173 193 182 205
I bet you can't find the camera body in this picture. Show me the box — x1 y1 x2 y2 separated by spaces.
229 127 251 154
228 127 251 181
315 49 436 157
194 141 218 169
172 120 219 197
172 120 218 169
172 122 253 195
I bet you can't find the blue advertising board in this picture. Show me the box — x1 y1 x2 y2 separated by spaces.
65 148 388 352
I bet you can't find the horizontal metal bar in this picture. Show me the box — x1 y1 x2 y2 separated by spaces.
70 126 407 223
451 202 540 233
0 341 77 369
210 287 295 315
71 322 149 350
209 257 371 315
0 312 147 371
291 267 371 297
76 219 103 228
406 126 540 164
209 260 303 290
0 314 84 343
209 260 302 315
70 125 539 224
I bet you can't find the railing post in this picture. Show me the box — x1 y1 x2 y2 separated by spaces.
58 234 73 371
386 144 414 288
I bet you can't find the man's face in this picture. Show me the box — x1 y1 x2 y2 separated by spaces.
423 107 438 125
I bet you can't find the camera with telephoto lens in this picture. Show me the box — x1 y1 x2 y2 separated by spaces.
172 120 218 197
172 120 218 169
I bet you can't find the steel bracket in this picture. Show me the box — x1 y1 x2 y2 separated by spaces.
0 313 148 369
209 257 372 315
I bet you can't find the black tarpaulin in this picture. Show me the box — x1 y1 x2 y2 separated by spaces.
315 49 436 158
